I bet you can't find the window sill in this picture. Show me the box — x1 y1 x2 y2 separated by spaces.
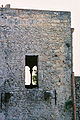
25 85 38 89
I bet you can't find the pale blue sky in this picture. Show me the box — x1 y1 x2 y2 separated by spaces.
0 0 80 76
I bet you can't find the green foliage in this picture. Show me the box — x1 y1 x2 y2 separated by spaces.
44 91 51 101
3 93 11 104
32 74 37 85
65 99 73 111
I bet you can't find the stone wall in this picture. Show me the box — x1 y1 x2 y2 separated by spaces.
75 76 80 120
0 7 72 120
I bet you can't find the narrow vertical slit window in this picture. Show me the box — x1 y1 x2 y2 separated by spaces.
25 55 38 88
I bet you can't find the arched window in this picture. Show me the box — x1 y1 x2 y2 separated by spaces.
25 66 31 85
32 66 37 85
25 55 38 88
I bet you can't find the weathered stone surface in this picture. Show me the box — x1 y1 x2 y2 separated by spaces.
0 7 72 120
0 113 5 120
75 76 80 120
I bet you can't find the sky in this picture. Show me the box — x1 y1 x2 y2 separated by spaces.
0 0 80 76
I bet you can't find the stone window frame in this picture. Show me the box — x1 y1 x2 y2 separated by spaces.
25 55 38 88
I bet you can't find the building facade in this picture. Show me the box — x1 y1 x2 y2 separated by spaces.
75 76 80 120
0 5 73 120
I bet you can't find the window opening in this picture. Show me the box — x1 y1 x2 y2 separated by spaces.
25 55 38 88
